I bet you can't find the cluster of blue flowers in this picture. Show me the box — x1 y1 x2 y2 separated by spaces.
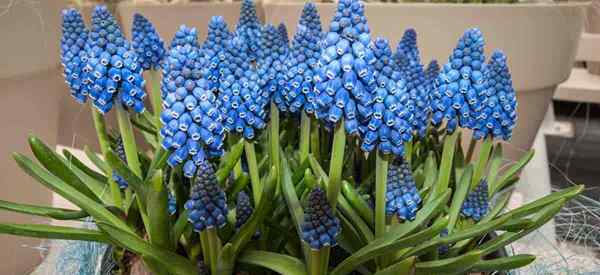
281 3 322 114
131 13 165 71
301 187 341 250
85 6 146 114
60 9 90 104
461 180 489 222
258 24 289 111
185 162 228 231
278 23 289 45
160 35 226 177
385 161 422 221
203 16 232 92
472 50 517 140
170 25 200 49
236 0 262 61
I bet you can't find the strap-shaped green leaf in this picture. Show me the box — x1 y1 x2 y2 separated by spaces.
105 150 147 209
342 181 373 228
415 250 482 275
144 147 168 182
282 158 310 263
490 149 534 195
470 254 535 272
84 145 110 174
216 139 244 184
0 199 87 220
14 154 133 234
29 136 101 203
375 256 415 275
497 185 582 221
62 149 107 181
237 250 307 275
485 143 503 197
0 223 110 243
447 166 473 233
146 170 172 251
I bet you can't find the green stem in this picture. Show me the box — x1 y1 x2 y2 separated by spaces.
320 247 331 274
327 120 346 209
206 228 221 275
311 120 321 163
299 112 311 164
199 231 210 266
405 140 413 164
375 152 388 238
229 135 243 179
432 131 459 199
244 140 261 204
91 107 122 208
465 138 477 162
472 136 493 189
115 105 143 177
270 102 280 175
309 249 322 275
148 70 162 128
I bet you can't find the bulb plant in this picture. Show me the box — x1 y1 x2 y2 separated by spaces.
0 1 583 275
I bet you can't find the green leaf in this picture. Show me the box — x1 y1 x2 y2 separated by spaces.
216 140 244 184
415 250 482 275
0 199 87 220
105 150 147 208
62 149 107 181
375 257 414 275
497 185 583 221
470 254 535 272
145 147 168 182
237 250 307 275
146 170 172 250
61 150 112 204
491 150 534 195
0 223 110 243
421 152 438 201
171 209 189 248
282 158 310 262
485 143 503 197
14 154 133 234
447 165 472 233
28 136 101 203
84 145 110 174
432 131 458 199
99 223 197 275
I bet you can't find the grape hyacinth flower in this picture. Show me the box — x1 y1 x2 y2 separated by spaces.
425 60 440 85
281 3 322 114
235 191 260 238
473 50 517 140
359 38 413 156
131 13 165 71
84 6 146 114
394 29 420 72
278 23 289 46
218 37 268 140
185 162 228 231
301 187 341 250
313 0 376 134
160 42 225 177
438 228 449 255
60 8 90 104
258 25 289 112
111 137 128 189
170 25 199 48
431 28 487 133
461 180 489 222
168 192 177 215
236 0 262 61
203 16 232 92
162 25 199 100
385 161 422 221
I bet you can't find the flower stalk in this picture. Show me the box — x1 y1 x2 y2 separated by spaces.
244 140 261 204
375 152 388 238
299 112 311 165
327 120 346 209
91 106 122 208
147 69 162 130
270 102 281 176
472 136 493 189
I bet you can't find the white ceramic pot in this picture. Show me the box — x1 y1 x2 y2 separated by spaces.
264 2 587 159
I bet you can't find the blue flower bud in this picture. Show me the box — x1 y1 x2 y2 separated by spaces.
385 161 421 221
132 13 165 70
186 162 228 231
301 187 341 250
461 180 489 222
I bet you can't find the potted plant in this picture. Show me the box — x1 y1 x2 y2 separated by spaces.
0 1 583 274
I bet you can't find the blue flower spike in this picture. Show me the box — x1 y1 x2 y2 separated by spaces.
85 5 146 114
425 60 440 84
258 24 289 112
301 187 341 250
431 28 486 133
313 0 376 135
385 161 422 221
235 191 261 238
132 13 165 71
111 137 129 189
281 3 322 114
168 192 177 215
162 25 200 100
461 180 489 222
278 23 289 46
236 0 262 60
394 28 421 72
160 38 225 177
218 37 268 140
203 16 232 92
185 162 228 232
170 25 199 48
60 8 90 104
360 37 413 156
473 50 517 141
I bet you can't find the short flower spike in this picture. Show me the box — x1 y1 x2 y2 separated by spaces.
85 5 146 114
203 16 232 92
278 23 289 46
425 60 440 85
111 137 129 189
132 13 165 70
60 8 90 104
238 0 260 27
258 24 289 112
461 180 489 222
185 162 228 231
160 42 225 176
394 29 421 70
235 191 260 238
299 2 322 34
473 50 517 141
431 28 486 133
218 37 268 140
170 25 199 49
360 38 413 156
385 161 422 221
236 0 262 61
301 187 341 250
438 228 449 255
313 0 377 134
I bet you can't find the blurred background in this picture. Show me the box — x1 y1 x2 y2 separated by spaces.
0 0 599 274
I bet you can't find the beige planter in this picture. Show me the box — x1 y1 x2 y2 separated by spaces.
265 2 586 158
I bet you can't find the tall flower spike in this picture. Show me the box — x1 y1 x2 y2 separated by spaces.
461 179 489 222
85 5 146 114
431 28 486 133
162 25 200 100
425 60 440 84
313 0 376 135
258 25 289 112
238 0 260 27
385 161 422 221
170 25 199 48
236 0 262 61
301 187 341 250
360 38 413 156
185 162 228 231
203 16 232 92
160 41 225 177
60 8 90 104
278 23 289 46
218 37 267 140
281 3 322 113
111 137 129 189
394 28 421 71
473 50 517 140
132 13 165 70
